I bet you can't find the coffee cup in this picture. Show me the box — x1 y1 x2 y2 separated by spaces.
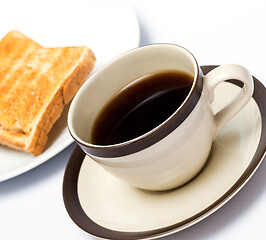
67 44 254 191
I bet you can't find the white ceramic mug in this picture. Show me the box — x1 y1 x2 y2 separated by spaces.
68 44 254 191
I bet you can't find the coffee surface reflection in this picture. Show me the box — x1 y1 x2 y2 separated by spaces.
90 70 193 145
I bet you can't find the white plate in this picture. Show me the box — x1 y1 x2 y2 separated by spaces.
0 0 140 181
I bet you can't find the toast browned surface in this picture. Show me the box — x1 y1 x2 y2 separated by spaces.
0 31 95 155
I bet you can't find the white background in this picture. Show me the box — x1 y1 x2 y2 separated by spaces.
1 0 266 239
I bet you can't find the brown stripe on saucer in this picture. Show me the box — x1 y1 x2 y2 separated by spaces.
63 66 266 240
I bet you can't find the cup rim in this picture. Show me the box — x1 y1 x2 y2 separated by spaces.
67 43 203 158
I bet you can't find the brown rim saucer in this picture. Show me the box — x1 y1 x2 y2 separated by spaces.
63 65 266 240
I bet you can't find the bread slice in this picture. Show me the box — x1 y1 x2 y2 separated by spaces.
0 31 95 155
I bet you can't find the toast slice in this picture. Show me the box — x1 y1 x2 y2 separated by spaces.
0 31 95 155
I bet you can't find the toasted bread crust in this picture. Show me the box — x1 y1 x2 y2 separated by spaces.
0 31 95 155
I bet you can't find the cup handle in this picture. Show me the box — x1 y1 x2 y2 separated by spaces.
203 64 254 139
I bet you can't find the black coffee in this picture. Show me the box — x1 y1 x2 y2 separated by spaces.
90 70 193 145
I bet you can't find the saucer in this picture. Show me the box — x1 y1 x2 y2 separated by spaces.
63 66 266 240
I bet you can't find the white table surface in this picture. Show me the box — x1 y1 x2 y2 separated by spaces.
1 0 265 239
